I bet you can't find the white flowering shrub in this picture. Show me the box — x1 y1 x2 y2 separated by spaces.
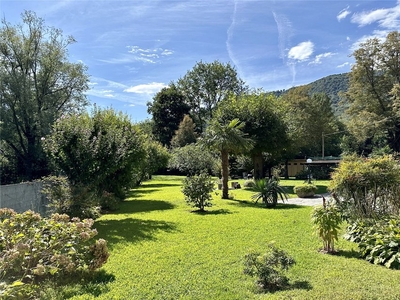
0 209 109 297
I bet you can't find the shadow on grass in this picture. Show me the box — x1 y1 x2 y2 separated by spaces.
252 280 312 295
94 217 176 249
191 208 233 215
290 280 313 291
227 199 305 210
141 182 182 188
114 199 175 214
127 188 162 198
337 249 360 259
51 269 116 298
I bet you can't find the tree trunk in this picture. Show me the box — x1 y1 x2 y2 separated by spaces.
252 152 264 180
221 149 229 199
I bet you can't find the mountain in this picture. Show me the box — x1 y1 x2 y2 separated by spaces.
308 73 349 108
271 73 350 113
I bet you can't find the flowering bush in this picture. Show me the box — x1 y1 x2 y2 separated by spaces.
0 209 109 296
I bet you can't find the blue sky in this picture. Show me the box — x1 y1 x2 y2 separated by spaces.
2 0 400 121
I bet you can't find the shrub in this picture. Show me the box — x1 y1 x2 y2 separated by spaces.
251 178 288 208
330 154 400 219
41 176 101 219
243 243 295 292
182 172 215 211
294 184 317 198
243 180 256 188
0 209 109 297
311 200 343 253
345 218 400 269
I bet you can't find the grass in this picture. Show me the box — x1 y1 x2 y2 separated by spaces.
57 175 400 299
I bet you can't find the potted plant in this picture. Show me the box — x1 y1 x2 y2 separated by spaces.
294 184 317 198
251 178 288 208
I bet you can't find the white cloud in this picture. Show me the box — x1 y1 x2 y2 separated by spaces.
351 2 400 29
124 82 167 94
337 62 350 68
127 46 174 64
288 41 314 61
337 7 351 22
309 52 335 65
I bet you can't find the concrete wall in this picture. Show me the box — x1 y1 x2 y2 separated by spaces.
0 182 48 215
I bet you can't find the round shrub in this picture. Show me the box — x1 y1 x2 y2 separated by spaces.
243 180 256 188
294 184 317 198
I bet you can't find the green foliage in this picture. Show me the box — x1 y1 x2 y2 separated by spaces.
203 118 253 199
294 184 317 198
182 173 215 211
168 143 219 176
215 92 290 179
243 243 295 292
330 154 400 219
177 60 246 132
0 11 89 183
311 202 343 253
251 178 288 208
140 139 170 181
280 86 342 158
41 175 101 219
147 84 190 146
170 114 198 148
345 31 400 153
345 218 400 269
44 107 147 208
0 208 109 298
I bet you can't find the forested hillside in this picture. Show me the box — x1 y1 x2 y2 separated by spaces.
273 73 349 113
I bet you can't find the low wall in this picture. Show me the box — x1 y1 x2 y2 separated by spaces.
0 182 48 215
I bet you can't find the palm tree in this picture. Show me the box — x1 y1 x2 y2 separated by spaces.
203 119 253 199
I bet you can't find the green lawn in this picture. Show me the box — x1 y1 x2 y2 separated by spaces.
66 176 400 300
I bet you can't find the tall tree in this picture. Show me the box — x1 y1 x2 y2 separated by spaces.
344 31 400 153
170 114 197 148
215 92 289 179
177 60 247 132
0 11 89 182
147 84 190 146
280 86 342 158
203 119 253 199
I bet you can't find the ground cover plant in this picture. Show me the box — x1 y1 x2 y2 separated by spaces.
46 176 400 299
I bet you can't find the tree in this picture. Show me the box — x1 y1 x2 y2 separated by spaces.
170 114 197 148
43 107 147 200
344 31 400 153
280 86 342 158
203 119 253 199
0 11 89 182
147 84 190 146
168 143 219 176
215 92 289 179
177 60 247 132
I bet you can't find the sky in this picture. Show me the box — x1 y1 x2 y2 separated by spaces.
2 0 400 121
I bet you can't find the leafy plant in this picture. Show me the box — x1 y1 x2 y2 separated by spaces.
0 208 109 298
345 218 400 269
182 172 215 211
41 175 101 219
329 154 400 219
251 178 288 208
243 243 295 292
311 201 343 253
294 184 317 198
